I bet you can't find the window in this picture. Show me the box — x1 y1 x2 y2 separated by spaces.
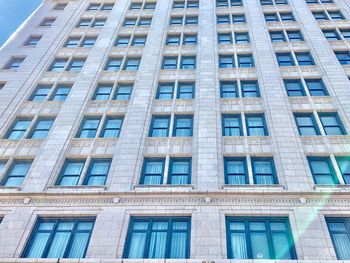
169 158 191 184
28 118 54 139
40 18 56 27
81 37 96 47
85 159 111 185
173 1 185 8
270 31 285 42
218 33 233 44
87 3 100 10
319 112 346 135
123 18 137 26
144 2 156 9
24 36 42 47
77 19 91 28
305 79 328 96
23 218 95 258
92 19 106 28
180 56 196 69
156 83 174 99
170 16 183 25
138 18 152 26
251 158 277 184
235 33 250 43
295 53 314 66
100 117 123 138
115 84 133 100
221 81 238 98
53 3 67 10
173 115 193 137
329 11 345 20
219 55 234 68
49 59 68 72
167 35 181 45
4 57 25 70
149 116 170 137
224 157 248 184
276 53 294 66
326 218 350 260
1 160 32 187
237 55 254 68
336 157 350 184
246 114 268 136
284 80 305 96
313 11 328 20
6 119 31 139
67 59 85 71
57 159 85 186
130 2 142 9
105 58 122 71
116 36 130 46
51 85 71 101
287 31 304 42
64 37 80 48
222 115 242 136
232 15 246 24
30 85 51 101
183 34 197 45
177 82 194 99
132 35 147 46
226 217 296 259
308 157 338 184
123 57 141 70
124 217 190 258
335 51 350 65
217 15 230 24
101 4 114 10
162 57 178 69
77 118 101 138
241 81 260 97
140 158 165 185
294 113 320 135
185 16 198 25
323 30 341 41
280 13 295 21
94 85 112 100
265 13 279 22
340 29 350 40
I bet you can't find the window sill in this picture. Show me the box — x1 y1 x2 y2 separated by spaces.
46 185 107 193
222 184 285 192
313 184 350 191
0 187 21 192
134 184 195 192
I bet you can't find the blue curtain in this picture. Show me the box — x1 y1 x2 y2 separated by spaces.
225 117 240 136
5 162 31 186
170 222 187 258
247 117 264 136
31 119 54 139
87 161 110 185
103 119 122 138
254 161 274 184
171 161 189 184
152 118 169 137
26 232 51 258
8 120 31 139
46 222 74 258
144 161 163 185
149 222 168 258
81 119 100 138
60 162 84 186
329 222 350 259
175 118 191 136
227 160 245 184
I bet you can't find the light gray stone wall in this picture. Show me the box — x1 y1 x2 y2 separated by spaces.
0 0 349 261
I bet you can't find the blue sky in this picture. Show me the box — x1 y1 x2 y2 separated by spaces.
0 0 42 46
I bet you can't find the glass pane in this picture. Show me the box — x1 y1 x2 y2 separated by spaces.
128 232 147 258
149 231 167 258
170 232 187 258
68 232 90 258
251 232 270 259
25 232 51 258
46 232 70 258
333 233 350 259
272 232 292 259
231 232 248 259
5 176 24 186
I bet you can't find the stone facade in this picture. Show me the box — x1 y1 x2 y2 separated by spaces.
0 0 350 261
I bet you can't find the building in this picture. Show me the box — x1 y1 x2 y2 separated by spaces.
1 0 350 261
